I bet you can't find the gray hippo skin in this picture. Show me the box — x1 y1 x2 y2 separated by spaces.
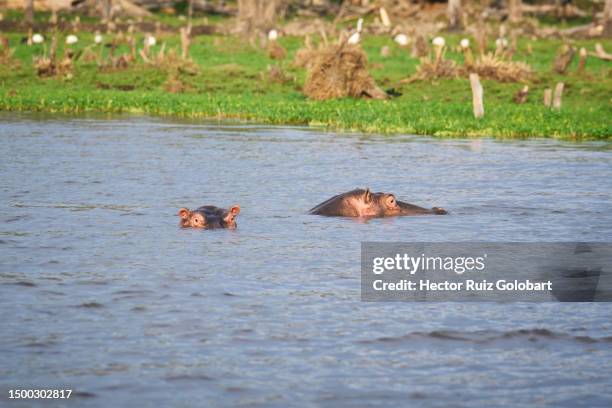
179 205 241 229
309 189 447 217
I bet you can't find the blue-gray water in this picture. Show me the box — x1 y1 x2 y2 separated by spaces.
1 114 612 407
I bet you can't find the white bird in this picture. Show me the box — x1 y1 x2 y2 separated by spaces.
432 36 445 47
356 18 363 33
65 35 78 45
32 34 44 44
347 32 360 45
495 38 508 49
460 38 470 49
394 34 409 47
145 35 156 47
268 29 278 41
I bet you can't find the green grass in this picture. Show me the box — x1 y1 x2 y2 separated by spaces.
1 13 611 139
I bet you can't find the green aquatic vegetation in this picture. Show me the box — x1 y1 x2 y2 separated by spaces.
0 22 610 139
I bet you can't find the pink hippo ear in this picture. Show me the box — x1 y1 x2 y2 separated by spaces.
224 205 241 222
178 208 191 220
363 189 372 203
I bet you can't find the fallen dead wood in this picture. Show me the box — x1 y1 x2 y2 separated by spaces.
522 4 589 18
191 0 236 16
71 0 152 18
537 23 605 39
283 19 331 37
0 20 216 35
590 43 612 61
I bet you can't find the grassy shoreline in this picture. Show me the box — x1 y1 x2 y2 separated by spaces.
1 16 611 139
1 87 610 139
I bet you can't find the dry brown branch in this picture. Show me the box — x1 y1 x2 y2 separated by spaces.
267 40 286 60
0 35 18 67
514 85 529 104
411 35 428 58
553 44 575 74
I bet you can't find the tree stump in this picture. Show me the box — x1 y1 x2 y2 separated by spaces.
469 73 484 119
577 47 587 74
553 82 564 110
553 44 575 74
514 85 529 104
238 0 281 34
543 88 552 107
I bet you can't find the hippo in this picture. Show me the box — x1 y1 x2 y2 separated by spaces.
309 188 447 217
178 205 241 229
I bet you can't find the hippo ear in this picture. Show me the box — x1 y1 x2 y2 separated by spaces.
385 194 397 207
363 189 372 203
178 208 191 219
224 205 240 222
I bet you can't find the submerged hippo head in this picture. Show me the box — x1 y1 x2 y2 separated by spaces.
178 205 241 229
309 188 447 217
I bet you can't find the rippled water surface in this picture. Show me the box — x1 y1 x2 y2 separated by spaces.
1 114 612 407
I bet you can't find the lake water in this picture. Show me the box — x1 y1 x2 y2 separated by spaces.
1 114 612 407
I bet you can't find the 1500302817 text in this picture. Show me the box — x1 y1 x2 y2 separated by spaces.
8 389 72 399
